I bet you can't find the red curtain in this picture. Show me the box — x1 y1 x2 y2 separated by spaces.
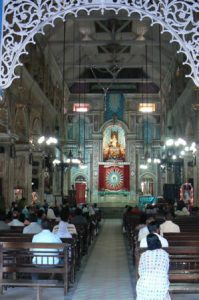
75 182 86 204
98 164 130 191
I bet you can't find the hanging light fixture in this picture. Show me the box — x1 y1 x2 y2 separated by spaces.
65 21 83 167
37 62 58 146
139 32 161 168
66 149 81 164
80 66 88 169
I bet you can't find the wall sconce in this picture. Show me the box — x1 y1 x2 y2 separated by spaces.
37 136 58 145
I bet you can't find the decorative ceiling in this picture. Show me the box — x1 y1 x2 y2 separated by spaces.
47 12 178 95
0 0 198 91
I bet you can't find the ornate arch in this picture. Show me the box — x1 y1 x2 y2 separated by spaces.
0 0 199 89
100 119 129 133
31 117 42 135
71 170 88 185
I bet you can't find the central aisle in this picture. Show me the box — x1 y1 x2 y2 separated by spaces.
67 219 136 300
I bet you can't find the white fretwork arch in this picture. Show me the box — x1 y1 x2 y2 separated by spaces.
0 0 199 89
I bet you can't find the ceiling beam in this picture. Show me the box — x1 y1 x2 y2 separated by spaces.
117 20 132 33
65 78 154 83
95 21 111 33
49 40 170 47
62 63 163 68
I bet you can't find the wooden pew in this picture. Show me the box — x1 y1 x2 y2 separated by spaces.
0 234 77 284
0 222 97 277
0 242 69 300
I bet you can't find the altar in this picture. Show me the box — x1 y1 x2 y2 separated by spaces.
97 121 132 205
98 162 130 193
138 195 158 210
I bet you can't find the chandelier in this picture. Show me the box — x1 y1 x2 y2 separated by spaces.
160 138 197 169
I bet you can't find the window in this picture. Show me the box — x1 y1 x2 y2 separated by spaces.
139 103 156 113
73 103 90 112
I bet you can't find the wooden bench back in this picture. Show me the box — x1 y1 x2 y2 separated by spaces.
0 242 68 274
135 246 199 283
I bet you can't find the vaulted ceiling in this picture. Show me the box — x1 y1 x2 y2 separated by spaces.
44 11 182 96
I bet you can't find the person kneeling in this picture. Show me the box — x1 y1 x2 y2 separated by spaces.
136 233 170 300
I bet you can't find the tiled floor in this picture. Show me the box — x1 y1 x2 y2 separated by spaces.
1 219 198 299
66 219 135 300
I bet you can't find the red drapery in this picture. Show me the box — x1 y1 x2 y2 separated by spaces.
75 182 86 204
98 164 130 191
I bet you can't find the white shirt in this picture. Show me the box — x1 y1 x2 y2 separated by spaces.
67 223 77 235
32 229 62 264
138 226 149 242
53 221 72 238
140 233 169 248
175 207 190 216
160 220 180 235
23 222 42 234
53 222 77 235
8 219 24 227
47 208 56 220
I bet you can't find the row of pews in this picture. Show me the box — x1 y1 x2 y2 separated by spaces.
125 214 199 295
0 220 100 300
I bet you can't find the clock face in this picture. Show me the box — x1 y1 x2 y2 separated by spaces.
105 167 123 190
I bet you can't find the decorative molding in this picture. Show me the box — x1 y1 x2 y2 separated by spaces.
99 161 130 165
0 0 199 89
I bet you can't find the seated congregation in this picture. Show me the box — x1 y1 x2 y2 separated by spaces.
124 203 199 299
0 201 101 299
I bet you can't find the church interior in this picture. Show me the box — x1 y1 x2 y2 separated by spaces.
1 8 199 211
0 1 199 299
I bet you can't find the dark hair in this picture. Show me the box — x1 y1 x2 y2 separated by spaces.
147 233 161 250
147 221 160 233
75 208 82 216
60 209 70 222
29 213 38 223
139 213 147 224
37 210 45 219
41 219 51 230
164 212 173 220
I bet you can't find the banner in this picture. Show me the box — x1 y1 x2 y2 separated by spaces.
75 182 86 204
144 120 152 144
104 93 124 121
98 164 130 191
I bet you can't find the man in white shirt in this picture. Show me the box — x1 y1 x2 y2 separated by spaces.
53 209 73 238
140 221 169 248
8 210 24 227
23 213 42 234
138 217 155 242
160 213 180 235
53 209 77 236
32 219 62 265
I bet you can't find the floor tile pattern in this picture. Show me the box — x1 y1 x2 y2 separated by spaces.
67 219 135 300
